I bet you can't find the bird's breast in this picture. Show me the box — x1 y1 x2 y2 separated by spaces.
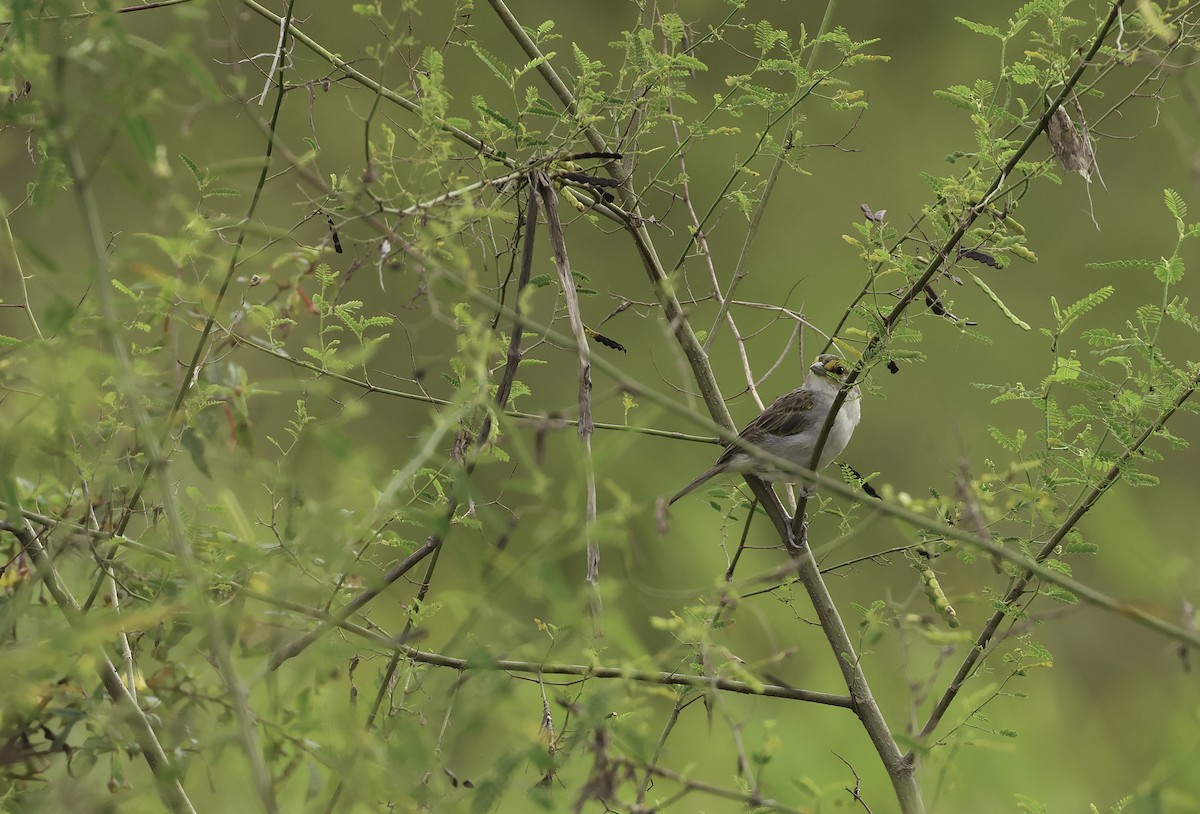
748 390 860 474
821 393 860 466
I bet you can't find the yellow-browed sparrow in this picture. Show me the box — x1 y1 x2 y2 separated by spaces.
669 354 861 506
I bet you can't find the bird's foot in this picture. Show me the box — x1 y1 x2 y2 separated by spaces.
784 515 809 551
796 485 816 501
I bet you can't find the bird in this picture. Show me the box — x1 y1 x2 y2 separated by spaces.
668 354 861 506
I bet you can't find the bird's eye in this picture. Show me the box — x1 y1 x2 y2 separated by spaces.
835 366 845 375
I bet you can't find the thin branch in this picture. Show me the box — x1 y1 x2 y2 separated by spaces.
266 120 1200 655
635 694 692 806
911 363 1200 753
486 0 735 436
643 764 809 814
268 520 444 670
538 172 602 633
668 105 766 412
59 16 293 802
1 209 43 339
239 0 512 166
243 584 853 707
2 520 196 814
0 502 173 560
410 647 853 707
0 0 194 26
230 333 718 444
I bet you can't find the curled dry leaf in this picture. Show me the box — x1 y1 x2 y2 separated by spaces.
860 202 887 223
655 497 670 536
1046 104 1105 189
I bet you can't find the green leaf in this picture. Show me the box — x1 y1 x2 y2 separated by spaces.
1085 259 1156 271
1047 357 1082 383
1167 297 1200 331
1120 469 1159 487
525 97 562 119
1041 585 1078 605
1154 255 1184 285
178 153 204 187
1044 559 1073 577
988 426 1021 452
1009 62 1038 85
955 16 1003 38
112 279 140 299
674 54 708 72
661 12 684 46
469 42 513 85
754 19 790 52
934 88 977 113
1080 327 1125 348
1059 286 1114 331
474 97 516 131
515 55 552 79
1164 188 1188 220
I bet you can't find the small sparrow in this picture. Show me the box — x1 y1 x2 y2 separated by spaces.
669 354 861 506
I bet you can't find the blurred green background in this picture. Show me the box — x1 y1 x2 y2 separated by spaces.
2 1 1200 812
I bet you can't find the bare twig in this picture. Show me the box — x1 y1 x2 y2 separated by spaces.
240 0 512 165
2 519 196 814
240 585 854 707
486 0 735 435
642 764 808 814
267 134 1200 653
538 172 602 633
667 106 767 412
911 363 1200 753
794 0 1131 570
229 333 717 444
58 12 296 799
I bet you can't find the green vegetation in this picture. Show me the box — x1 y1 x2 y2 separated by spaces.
2 1 1199 812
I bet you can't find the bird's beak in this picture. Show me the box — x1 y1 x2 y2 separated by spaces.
810 362 825 376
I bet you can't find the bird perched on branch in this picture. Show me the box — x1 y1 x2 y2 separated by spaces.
668 354 861 506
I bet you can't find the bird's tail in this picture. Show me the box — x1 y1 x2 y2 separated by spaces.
667 464 723 506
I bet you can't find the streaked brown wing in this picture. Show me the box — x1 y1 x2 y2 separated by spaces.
714 387 815 465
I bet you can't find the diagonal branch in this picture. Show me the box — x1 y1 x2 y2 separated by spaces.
239 0 512 167
267 124 1200 653
485 2 921 809
244 583 857 707
57 14 298 802
486 0 733 435
793 0 1130 543
2 517 196 814
909 364 1200 754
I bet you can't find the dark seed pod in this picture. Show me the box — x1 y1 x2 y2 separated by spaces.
960 248 1001 269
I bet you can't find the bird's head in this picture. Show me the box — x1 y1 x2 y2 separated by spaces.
809 354 851 384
